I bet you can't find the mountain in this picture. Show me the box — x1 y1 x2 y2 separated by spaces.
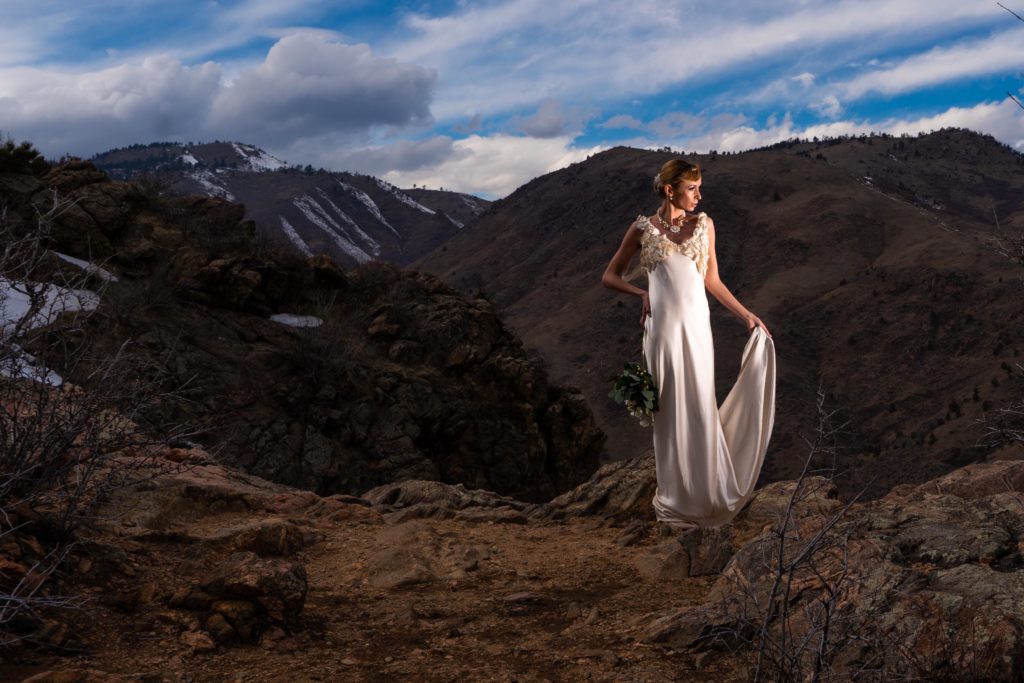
0 157 601 502
91 141 490 268
414 128 1024 500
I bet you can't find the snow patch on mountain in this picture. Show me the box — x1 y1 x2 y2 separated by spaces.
279 217 313 258
445 213 465 229
187 170 236 202
314 188 381 255
373 178 436 215
180 151 199 166
460 194 485 214
232 143 285 172
293 195 372 264
337 181 400 238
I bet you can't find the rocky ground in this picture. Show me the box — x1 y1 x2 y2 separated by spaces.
6 442 1024 682
3 450 723 682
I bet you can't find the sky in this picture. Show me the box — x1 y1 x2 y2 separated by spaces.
1 0 1022 198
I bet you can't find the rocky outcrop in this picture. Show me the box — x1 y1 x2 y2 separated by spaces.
640 459 1024 680
1 159 604 503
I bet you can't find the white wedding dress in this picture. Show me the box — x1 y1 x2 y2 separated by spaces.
634 212 776 530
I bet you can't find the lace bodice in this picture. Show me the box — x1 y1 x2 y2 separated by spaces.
634 212 710 278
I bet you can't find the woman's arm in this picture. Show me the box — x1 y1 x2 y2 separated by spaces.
602 220 651 325
703 217 772 337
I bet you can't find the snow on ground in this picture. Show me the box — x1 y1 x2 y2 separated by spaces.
445 213 465 229
293 196 372 264
0 279 99 337
337 181 400 238
278 217 314 258
373 178 436 214
53 252 119 282
0 277 100 385
232 143 286 172
187 170 236 202
0 342 62 385
269 313 323 328
460 194 485 214
179 151 199 166
313 188 381 255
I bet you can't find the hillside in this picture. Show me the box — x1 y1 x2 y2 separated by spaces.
0 157 601 502
91 142 491 268
415 128 1024 499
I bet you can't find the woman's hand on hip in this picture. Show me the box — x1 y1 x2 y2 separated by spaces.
640 292 651 327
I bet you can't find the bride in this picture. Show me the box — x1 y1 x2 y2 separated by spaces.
601 159 776 533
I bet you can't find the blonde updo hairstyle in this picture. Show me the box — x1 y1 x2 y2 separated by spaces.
653 159 701 198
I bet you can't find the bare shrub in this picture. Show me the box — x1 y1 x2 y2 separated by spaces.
704 385 878 682
978 362 1024 451
0 194 195 647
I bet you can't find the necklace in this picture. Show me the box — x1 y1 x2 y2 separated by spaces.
656 210 687 233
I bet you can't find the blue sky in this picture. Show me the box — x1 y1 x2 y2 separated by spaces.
1 0 1022 197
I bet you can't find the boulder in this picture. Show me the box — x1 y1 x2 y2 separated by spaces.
201 551 307 627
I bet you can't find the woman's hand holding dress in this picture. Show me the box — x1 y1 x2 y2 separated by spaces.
744 313 771 338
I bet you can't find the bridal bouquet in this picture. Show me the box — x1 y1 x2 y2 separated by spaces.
609 362 658 427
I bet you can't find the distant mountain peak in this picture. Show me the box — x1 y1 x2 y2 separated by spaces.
91 140 288 175
228 142 286 172
90 140 492 268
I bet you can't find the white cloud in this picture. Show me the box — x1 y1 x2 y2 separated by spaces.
386 0 1005 122
600 114 646 130
1 1 1020 198
666 99 1024 153
0 57 221 155
0 33 435 158
811 95 843 118
208 33 436 145
335 136 460 175
515 99 590 138
376 134 606 198
837 26 1024 100
791 72 815 87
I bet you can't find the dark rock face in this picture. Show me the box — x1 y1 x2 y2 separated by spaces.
1 160 604 503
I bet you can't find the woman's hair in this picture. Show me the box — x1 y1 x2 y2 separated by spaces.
653 159 701 197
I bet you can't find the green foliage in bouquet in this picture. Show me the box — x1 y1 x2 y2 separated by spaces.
609 362 658 427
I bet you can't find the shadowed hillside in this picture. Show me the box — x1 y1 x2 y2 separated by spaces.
415 128 1024 499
